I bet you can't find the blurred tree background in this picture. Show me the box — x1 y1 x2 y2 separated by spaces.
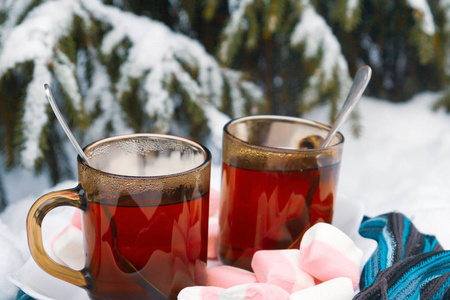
0 0 449 209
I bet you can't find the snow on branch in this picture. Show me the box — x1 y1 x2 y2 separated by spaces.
0 0 262 171
291 3 351 110
407 0 436 35
218 0 254 65
0 0 87 168
84 0 261 135
333 0 361 31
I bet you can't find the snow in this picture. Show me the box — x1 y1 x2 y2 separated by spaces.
228 0 241 14
218 0 253 64
53 50 82 110
291 4 348 81
1 91 449 298
221 69 247 117
346 0 359 20
82 50 132 142
407 0 436 35
20 63 52 168
0 0 36 36
202 104 231 165
0 220 29 299
291 3 352 106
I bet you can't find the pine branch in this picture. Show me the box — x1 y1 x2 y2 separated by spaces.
332 0 362 31
218 0 255 66
323 0 448 102
434 89 450 112
0 62 34 169
217 0 357 128
202 0 220 21
0 0 263 180
291 3 353 124
411 26 436 65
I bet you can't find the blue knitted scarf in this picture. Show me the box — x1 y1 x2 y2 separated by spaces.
355 213 450 300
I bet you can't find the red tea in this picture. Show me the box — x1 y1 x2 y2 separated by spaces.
218 162 339 270
83 194 209 300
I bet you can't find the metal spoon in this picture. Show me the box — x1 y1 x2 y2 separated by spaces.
44 84 91 165
321 65 372 148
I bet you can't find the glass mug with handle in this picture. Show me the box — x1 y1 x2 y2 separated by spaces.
27 134 211 299
218 115 344 271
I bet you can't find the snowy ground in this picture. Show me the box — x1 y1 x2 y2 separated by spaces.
1 92 449 299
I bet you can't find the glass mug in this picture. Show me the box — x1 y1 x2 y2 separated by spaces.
218 115 344 270
27 134 211 299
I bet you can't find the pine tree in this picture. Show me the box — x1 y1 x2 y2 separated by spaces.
108 0 230 56
0 0 263 199
315 0 449 104
217 0 355 124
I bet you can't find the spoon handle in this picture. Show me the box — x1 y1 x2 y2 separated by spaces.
44 84 91 165
321 65 372 148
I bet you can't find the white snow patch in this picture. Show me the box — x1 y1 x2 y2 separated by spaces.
346 0 359 19
219 0 254 63
53 50 82 109
20 63 52 168
291 4 351 106
0 0 85 74
407 0 436 35
0 219 28 299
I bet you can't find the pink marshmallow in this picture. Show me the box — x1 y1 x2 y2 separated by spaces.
51 226 84 270
289 277 354 300
51 209 82 244
206 265 257 288
208 217 219 259
298 223 363 289
220 283 290 300
51 209 84 269
71 209 82 230
209 188 220 217
251 249 315 293
178 286 224 300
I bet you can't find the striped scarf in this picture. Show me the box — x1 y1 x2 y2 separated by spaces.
355 213 450 300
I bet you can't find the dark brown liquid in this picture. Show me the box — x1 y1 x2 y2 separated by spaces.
218 163 339 270
83 194 209 299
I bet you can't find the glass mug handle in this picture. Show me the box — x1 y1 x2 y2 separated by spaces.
26 186 87 288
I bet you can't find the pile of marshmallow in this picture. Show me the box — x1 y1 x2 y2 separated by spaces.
196 188 364 300
180 221 363 300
